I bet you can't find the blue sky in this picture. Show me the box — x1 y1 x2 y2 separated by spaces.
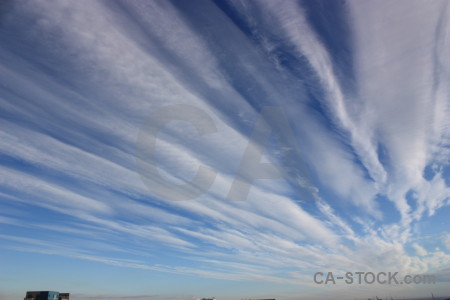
1 0 450 300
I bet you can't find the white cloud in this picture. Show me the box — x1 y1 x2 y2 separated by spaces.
349 0 450 232
444 233 450 251
0 1 449 298
412 243 428 256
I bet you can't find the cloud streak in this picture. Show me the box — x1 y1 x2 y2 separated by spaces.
0 0 449 299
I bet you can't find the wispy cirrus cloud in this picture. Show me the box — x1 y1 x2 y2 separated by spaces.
0 0 450 299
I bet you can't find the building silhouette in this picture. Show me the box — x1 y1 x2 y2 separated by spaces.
24 291 69 300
